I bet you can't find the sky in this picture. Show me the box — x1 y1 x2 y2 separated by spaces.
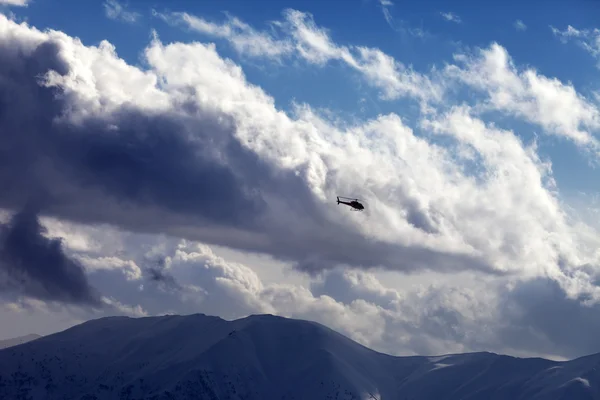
1 0 600 362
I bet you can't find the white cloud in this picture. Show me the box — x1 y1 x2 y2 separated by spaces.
153 9 600 153
152 10 293 61
60 230 496 356
551 24 600 67
77 256 142 281
103 0 139 23
514 20 527 31
445 43 600 151
1 11 600 361
440 12 461 24
1 11 599 284
154 8 443 104
0 0 29 6
378 0 394 27
99 296 147 317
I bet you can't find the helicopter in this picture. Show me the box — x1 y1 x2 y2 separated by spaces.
336 196 365 211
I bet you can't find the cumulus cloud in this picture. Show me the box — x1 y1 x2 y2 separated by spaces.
41 226 600 360
0 13 495 279
77 255 142 281
103 0 139 23
1 10 600 361
445 43 600 151
1 12 600 289
55 230 489 356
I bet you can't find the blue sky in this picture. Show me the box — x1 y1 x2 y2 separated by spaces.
2 0 600 361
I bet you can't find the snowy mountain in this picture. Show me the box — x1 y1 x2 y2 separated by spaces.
0 313 598 399
0 333 41 349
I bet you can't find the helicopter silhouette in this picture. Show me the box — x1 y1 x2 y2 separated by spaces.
336 196 365 211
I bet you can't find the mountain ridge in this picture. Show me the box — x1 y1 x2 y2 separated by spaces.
0 333 42 349
0 313 598 399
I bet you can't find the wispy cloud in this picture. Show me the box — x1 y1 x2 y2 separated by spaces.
378 0 394 27
154 8 442 105
374 0 426 38
514 20 527 31
440 11 462 24
152 9 293 61
551 24 600 67
103 0 140 23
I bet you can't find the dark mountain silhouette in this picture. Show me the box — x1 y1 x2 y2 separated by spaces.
0 313 598 399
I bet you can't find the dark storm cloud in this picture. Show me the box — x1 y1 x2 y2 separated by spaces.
0 36 267 228
145 257 181 291
0 21 496 279
0 206 103 306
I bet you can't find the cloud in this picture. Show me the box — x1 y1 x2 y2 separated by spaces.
551 24 600 68
490 276 600 359
62 233 486 356
76 255 142 281
152 9 293 61
378 0 394 28
0 13 494 279
144 256 182 292
154 8 442 103
445 43 600 151
154 9 600 155
0 206 103 306
514 20 527 31
0 12 599 296
103 0 139 23
369 0 426 38
2 10 600 361
0 0 29 6
440 12 461 24
41 226 600 360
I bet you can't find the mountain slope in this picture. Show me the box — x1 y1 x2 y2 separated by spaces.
0 313 598 399
0 333 41 349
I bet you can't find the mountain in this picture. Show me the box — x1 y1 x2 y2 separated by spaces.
0 333 41 349
0 313 598 399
